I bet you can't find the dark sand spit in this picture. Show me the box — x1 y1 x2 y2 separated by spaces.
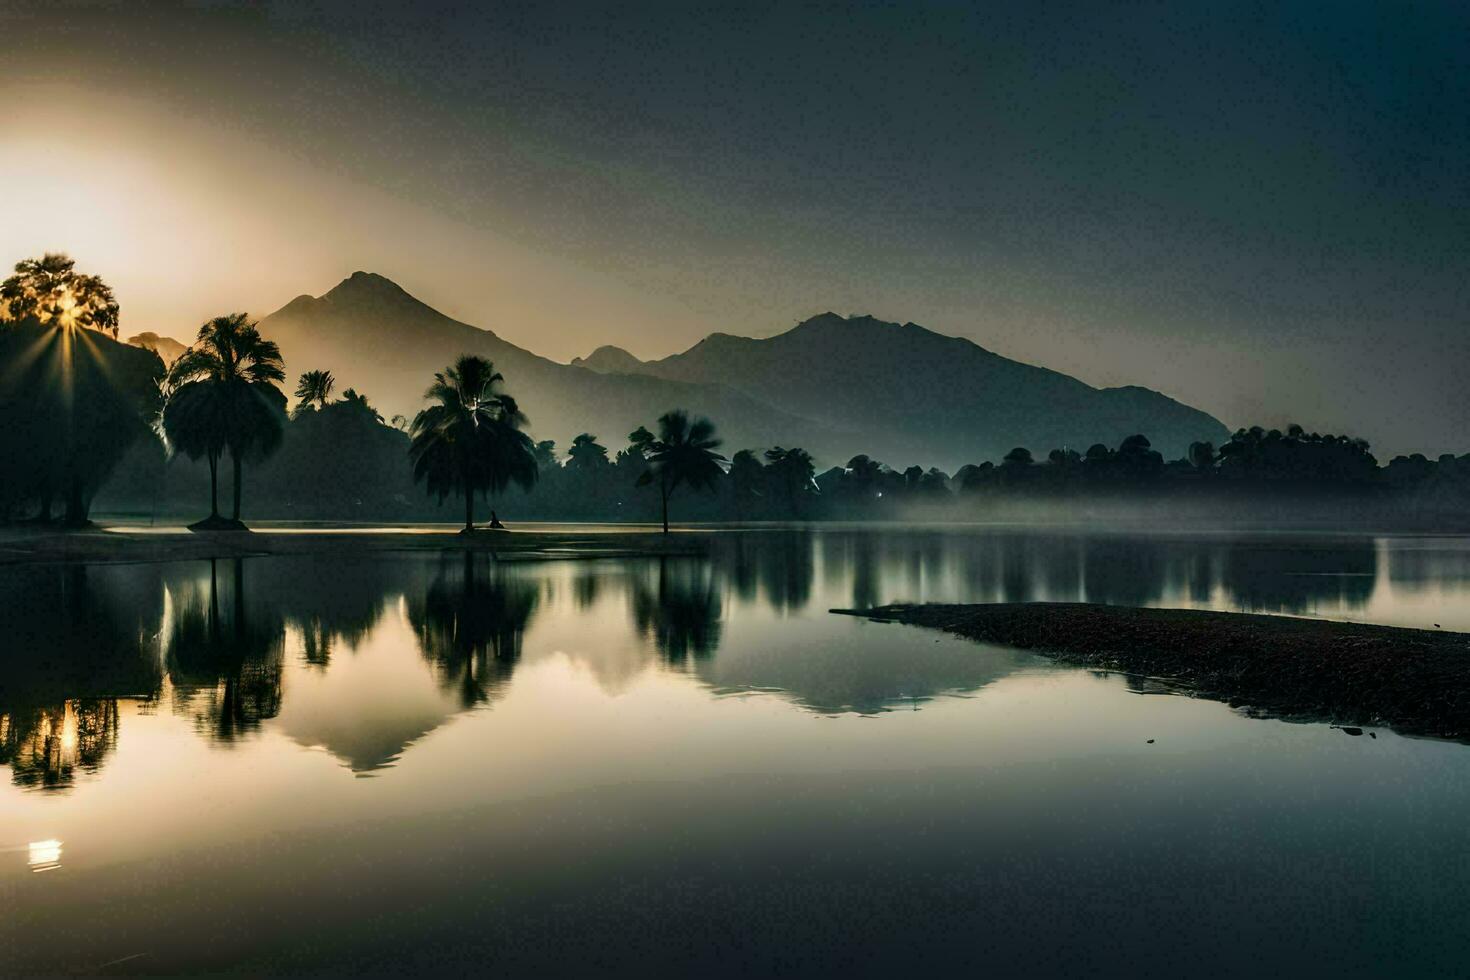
0 524 708 566
834 602 1470 741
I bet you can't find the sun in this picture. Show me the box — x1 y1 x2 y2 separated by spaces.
54 289 79 330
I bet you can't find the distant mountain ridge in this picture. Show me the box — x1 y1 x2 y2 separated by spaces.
575 311 1229 464
258 273 843 462
258 273 1228 470
570 345 646 375
126 331 187 366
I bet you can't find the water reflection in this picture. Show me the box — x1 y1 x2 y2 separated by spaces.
3 529 1468 792
630 557 723 665
0 564 162 790
165 558 285 742
407 552 540 708
1 700 121 790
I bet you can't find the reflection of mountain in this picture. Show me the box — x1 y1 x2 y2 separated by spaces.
695 619 1033 715
407 553 540 708
631 558 723 665
0 564 164 791
273 636 465 774
165 559 285 742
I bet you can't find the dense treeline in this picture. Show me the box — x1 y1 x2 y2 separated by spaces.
6 252 1470 530
94 407 1470 527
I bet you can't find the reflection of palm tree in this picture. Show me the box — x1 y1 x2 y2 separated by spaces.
165 558 284 741
407 552 539 707
635 411 727 533
631 557 723 666
161 313 287 525
408 356 538 532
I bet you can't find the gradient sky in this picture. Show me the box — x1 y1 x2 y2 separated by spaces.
2 1 1466 456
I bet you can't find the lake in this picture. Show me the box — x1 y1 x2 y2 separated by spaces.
4 527 1470 975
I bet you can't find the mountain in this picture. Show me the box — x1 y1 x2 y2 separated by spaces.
570 345 646 375
127 331 187 366
259 275 1227 471
257 273 841 460
575 312 1230 464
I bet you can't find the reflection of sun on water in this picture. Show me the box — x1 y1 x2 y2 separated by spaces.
28 839 62 872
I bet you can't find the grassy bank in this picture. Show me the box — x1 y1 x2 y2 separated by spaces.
834 602 1470 740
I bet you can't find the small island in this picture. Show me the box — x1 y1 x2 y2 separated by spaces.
834 602 1470 741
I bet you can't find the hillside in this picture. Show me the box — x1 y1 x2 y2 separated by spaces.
127 332 187 366
256 273 843 460
258 276 1227 470
577 313 1229 463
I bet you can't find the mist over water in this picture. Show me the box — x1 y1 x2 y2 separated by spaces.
5 527 1470 974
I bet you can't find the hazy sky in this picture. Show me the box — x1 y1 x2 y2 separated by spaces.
2 1 1466 455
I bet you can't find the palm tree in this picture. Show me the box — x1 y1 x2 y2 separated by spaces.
408 355 537 532
293 369 335 416
637 410 727 533
161 313 287 528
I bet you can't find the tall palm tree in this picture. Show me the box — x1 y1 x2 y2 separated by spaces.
408 355 537 532
161 313 287 527
637 410 727 533
293 369 335 416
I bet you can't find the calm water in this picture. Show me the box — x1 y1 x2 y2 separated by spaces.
4 528 1470 975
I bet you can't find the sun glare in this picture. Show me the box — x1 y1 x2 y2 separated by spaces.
54 289 79 329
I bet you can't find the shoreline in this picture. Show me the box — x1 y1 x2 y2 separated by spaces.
0 524 710 566
834 602 1470 741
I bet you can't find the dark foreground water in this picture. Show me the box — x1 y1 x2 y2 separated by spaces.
4 528 1470 975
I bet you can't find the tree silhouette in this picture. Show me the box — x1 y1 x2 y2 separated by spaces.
532 439 558 473
763 446 817 515
293 369 335 416
728 450 766 517
0 323 161 524
0 256 158 524
0 253 120 338
566 433 609 472
161 313 287 528
340 387 382 423
408 355 537 532
636 410 727 533
1002 447 1034 468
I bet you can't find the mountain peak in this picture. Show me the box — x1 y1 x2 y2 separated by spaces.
323 271 420 307
571 345 649 375
788 312 900 336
